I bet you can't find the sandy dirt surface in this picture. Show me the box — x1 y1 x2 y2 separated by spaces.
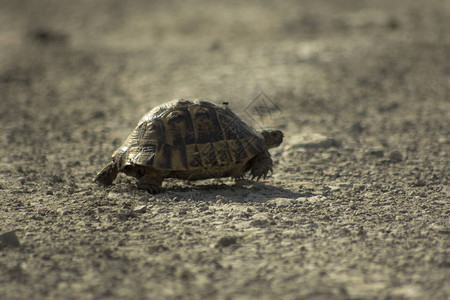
1 0 449 299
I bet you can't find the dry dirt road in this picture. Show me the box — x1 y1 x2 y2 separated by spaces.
1 1 449 299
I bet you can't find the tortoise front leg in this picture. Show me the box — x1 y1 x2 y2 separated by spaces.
94 162 119 186
249 150 273 181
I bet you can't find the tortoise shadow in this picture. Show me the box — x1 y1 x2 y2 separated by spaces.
159 179 313 203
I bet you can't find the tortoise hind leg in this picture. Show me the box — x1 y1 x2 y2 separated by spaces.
249 150 273 181
137 173 165 194
94 162 119 186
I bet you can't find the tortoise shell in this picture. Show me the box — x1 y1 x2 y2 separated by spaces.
113 99 266 172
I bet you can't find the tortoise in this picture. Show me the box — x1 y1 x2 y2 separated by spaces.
94 99 284 193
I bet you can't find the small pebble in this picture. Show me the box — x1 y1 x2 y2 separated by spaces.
368 150 384 158
389 150 403 162
0 231 20 248
250 219 269 227
413 180 426 187
215 236 238 248
216 195 226 203
350 121 365 134
133 205 147 213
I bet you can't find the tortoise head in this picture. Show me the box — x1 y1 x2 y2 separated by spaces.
260 129 284 149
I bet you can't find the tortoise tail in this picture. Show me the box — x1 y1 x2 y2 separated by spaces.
93 162 119 186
